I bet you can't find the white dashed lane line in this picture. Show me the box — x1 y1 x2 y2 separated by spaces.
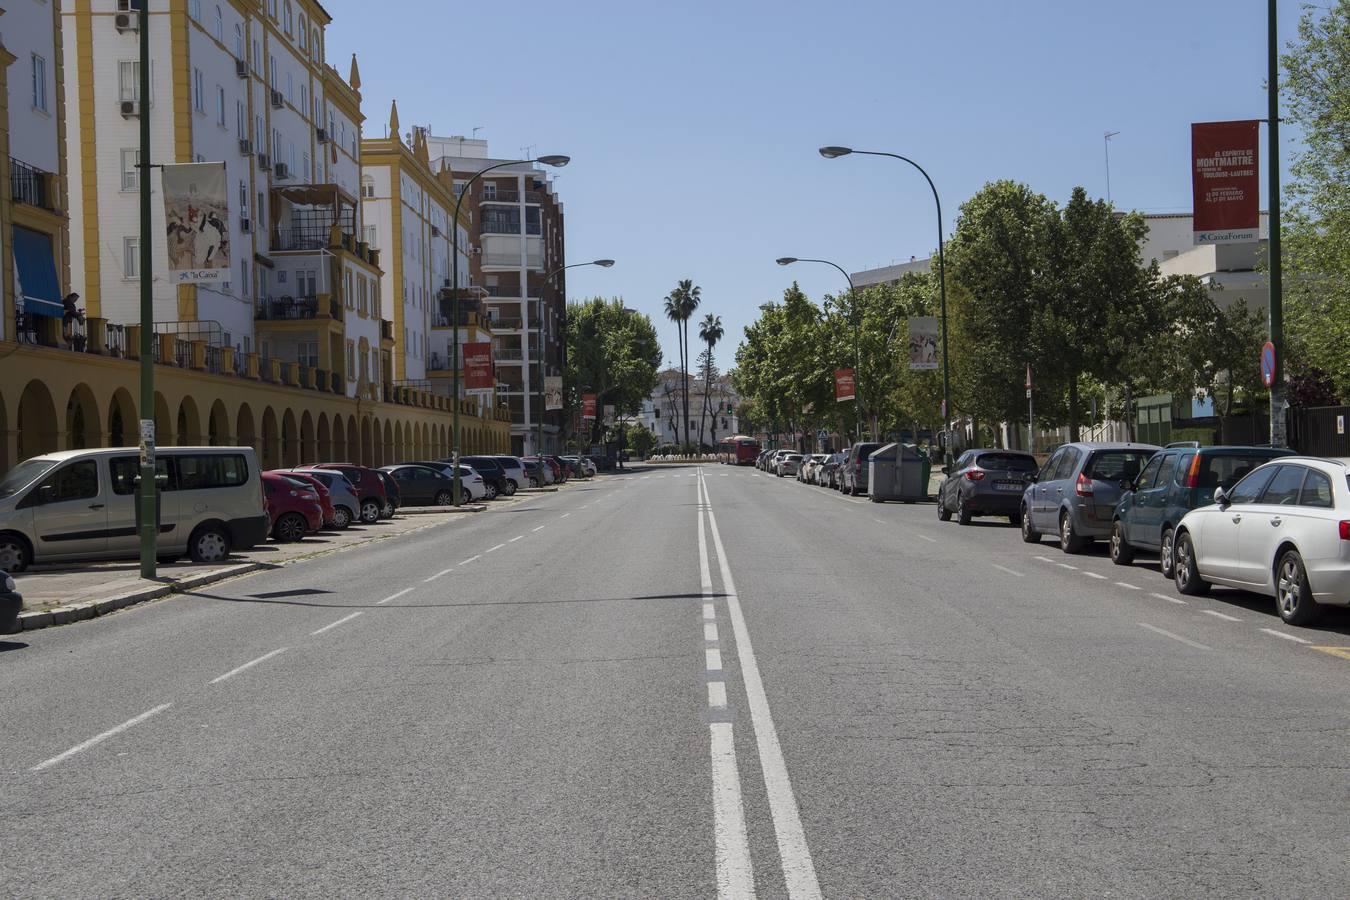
486 543 505 553
209 647 288 684
31 703 174 772
1261 628 1312 644
509 535 524 543
377 588 413 605
1138 622 1212 651
1201 610 1242 622
310 611 363 636
1082 571 1107 580
460 555 480 566
1151 592 1188 605
532 525 546 532
991 564 1025 577
1114 581 1141 590
706 648 722 671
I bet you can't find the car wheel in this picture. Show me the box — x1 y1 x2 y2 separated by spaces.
360 499 381 524
503 480 517 496
1109 520 1134 565
1276 550 1322 626
274 512 307 543
435 490 453 506
381 501 395 518
937 496 952 521
1020 506 1040 543
332 506 352 529
0 533 32 573
485 482 499 500
1059 512 1088 554
188 524 231 563
1173 531 1210 596
957 495 972 526
1008 512 1023 526
1158 527 1175 580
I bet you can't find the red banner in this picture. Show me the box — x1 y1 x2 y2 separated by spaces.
1191 120 1260 244
463 342 494 390
582 393 597 420
834 368 856 402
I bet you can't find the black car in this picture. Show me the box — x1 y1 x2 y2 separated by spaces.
456 456 510 499
374 469 400 516
937 449 1039 525
380 465 458 507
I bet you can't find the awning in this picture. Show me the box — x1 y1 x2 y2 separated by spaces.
13 225 62 317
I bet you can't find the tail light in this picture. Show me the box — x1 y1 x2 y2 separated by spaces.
964 470 986 481
1339 520 1350 541
1075 472 1094 496
1185 454 1202 489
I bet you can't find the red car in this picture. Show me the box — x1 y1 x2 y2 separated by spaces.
268 470 340 529
261 472 324 542
525 455 562 484
312 463 389 524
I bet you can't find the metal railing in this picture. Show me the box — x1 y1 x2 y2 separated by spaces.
255 295 339 320
481 190 519 204
483 283 521 297
10 158 50 209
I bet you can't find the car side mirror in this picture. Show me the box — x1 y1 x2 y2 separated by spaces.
1025 473 1037 484
1119 478 1134 492
37 485 57 504
1213 486 1229 508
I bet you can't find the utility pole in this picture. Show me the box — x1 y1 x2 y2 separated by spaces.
1104 130 1120 204
1267 0 1286 447
136 1 156 579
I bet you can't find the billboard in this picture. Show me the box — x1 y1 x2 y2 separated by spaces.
162 162 229 283
544 376 563 410
908 317 939 370
582 394 597 420
834 368 856 402
1191 120 1260 244
603 404 616 424
463 342 494 390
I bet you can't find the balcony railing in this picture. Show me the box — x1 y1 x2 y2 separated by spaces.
481 190 519 204
255 295 340 321
10 158 53 209
483 283 521 297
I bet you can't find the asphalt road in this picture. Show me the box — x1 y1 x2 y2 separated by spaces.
2 464 1347 898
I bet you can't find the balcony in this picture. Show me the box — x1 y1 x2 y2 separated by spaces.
481 190 520 204
10 158 57 211
483 283 521 298
254 294 342 321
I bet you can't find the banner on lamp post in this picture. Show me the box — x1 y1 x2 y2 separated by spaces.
544 376 563 411
582 394 597 420
603 404 616 425
162 162 230 283
908 317 939 370
834 368 856 402
1191 120 1260 244
463 342 494 390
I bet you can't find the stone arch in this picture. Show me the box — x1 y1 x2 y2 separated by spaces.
382 419 394 464
345 415 358 463
207 399 230 446
371 416 384 467
261 407 280 469
281 408 299 467
18 380 59 461
410 422 421 460
236 403 257 454
360 416 373 466
153 392 172 449
176 395 203 446
300 411 316 464
65 383 102 450
0 392 9 475
107 387 136 447
316 412 332 460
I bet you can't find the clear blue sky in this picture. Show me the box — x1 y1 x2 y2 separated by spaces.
324 0 1303 371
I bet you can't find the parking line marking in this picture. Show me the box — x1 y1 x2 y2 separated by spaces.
423 568 453 582
1058 563 1078 570
703 602 716 621
991 564 1025 577
1261 628 1311 644
915 533 938 544
706 648 723 671
509 535 524 542
1034 556 1055 563
210 647 288 684
32 703 172 771
560 513 570 518
705 622 719 642
460 555 480 566
377 588 413 605
486 543 505 553
1311 645 1350 658
311 611 363 635
1138 622 1212 651
1114 581 1141 590
1151 591 1188 605
1082 571 1107 580
532 526 546 532
708 681 728 709
873 517 886 525
1201 610 1242 622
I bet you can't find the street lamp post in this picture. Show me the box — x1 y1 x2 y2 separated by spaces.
448 154 569 505
538 259 615 461
820 145 953 467
776 257 861 443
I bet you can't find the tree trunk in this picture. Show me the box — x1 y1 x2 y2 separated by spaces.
682 321 691 450
1068 378 1080 442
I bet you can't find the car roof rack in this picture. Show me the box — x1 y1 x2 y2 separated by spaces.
1165 441 1201 448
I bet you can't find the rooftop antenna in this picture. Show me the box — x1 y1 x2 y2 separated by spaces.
521 144 536 160
1104 130 1121 204
471 126 484 139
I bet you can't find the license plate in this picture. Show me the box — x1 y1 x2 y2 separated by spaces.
994 481 1023 491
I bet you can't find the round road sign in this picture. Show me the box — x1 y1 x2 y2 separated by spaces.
1260 341 1276 388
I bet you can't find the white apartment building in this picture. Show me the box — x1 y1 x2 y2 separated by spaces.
62 0 384 398
638 369 740 449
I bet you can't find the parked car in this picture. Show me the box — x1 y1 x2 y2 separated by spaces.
799 454 828 483
565 455 597 477
401 462 488 501
375 469 400 517
261 472 323 542
1020 442 1161 552
819 452 845 488
491 456 527 494
937 449 1039 525
776 453 803 477
380 465 462 506
0 447 269 571
288 468 360 529
455 456 509 499
1111 444 1294 577
840 442 885 496
312 463 390 524
1171 457 1350 625
544 456 570 483
523 456 555 485
268 470 337 530
2 570 24 634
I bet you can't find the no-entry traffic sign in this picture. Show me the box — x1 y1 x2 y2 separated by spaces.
1260 341 1276 388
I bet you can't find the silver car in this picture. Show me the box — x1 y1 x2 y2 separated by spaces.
776 453 803 477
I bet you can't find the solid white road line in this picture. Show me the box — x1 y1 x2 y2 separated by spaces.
1082 571 1107 580
1138 622 1212 651
991 564 1025 577
460 555 481 566
1114 581 1141 590
1151 592 1188 605
705 622 720 642
376 588 413 605
210 647 288 684
1201 610 1242 622
486 543 506 553
710 722 756 898
701 473 822 899
1260 627 1311 644
311 611 364 635
706 648 723 671
532 525 546 532
509 535 524 542
708 681 729 709
704 602 716 621
32 703 172 772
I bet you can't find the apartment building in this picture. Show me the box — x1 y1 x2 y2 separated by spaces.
638 369 740 450
3 0 70 344
429 135 566 456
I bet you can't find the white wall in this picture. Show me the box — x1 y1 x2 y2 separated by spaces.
6 0 60 173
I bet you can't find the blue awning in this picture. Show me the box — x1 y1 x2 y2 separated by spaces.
12 225 62 317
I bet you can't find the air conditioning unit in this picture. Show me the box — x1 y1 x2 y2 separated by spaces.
256 153 271 170
114 12 138 33
235 58 248 79
442 278 452 288
240 218 252 233
269 89 284 109
315 128 329 143
238 138 253 156
119 100 141 118
430 225 441 237
274 162 289 179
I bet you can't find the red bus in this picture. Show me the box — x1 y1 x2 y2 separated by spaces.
718 435 761 465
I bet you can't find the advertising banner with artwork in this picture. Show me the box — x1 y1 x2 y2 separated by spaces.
463 342 494 390
1191 120 1260 244
908 317 939 370
544 376 563 410
834 368 855 402
162 162 229 283
582 394 597 420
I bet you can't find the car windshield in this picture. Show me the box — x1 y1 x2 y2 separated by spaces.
1085 450 1152 482
0 458 58 497
977 453 1037 472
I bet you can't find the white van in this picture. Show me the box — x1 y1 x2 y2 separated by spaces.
0 447 269 572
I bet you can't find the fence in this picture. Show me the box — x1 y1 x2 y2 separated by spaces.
1287 405 1350 457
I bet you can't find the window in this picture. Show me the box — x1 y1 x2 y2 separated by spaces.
345 271 354 308
346 340 355 380
312 29 321 63
33 461 100 504
269 54 277 88
1299 470 1333 508
298 16 307 49
272 128 281 161
120 149 140 191
482 183 496 200
1259 465 1306 506
234 23 244 59
110 457 170 495
216 86 226 126
268 0 277 18
236 99 247 137
300 84 308 117
363 224 377 248
1228 466 1277 505
253 38 261 73
361 175 374 198
358 278 368 315
190 0 202 22
299 341 319 367
123 237 140 278
213 5 223 41
193 68 205 112
283 0 293 34
32 54 48 112
302 152 311 183
174 454 249 490
1154 453 1177 490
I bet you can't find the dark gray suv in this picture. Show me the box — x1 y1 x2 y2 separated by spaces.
1021 441 1160 553
937 449 1039 525
840 442 885 496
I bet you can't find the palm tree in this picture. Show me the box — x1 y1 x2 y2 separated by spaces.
664 280 702 450
697 313 723 449
662 290 686 449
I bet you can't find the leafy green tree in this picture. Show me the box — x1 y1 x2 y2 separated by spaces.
565 298 662 443
1282 2 1350 400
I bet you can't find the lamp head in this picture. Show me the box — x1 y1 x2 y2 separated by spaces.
536 155 570 167
593 259 615 268
775 257 798 266
818 146 853 159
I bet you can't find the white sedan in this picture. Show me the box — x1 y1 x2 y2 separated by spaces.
1171 457 1350 625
